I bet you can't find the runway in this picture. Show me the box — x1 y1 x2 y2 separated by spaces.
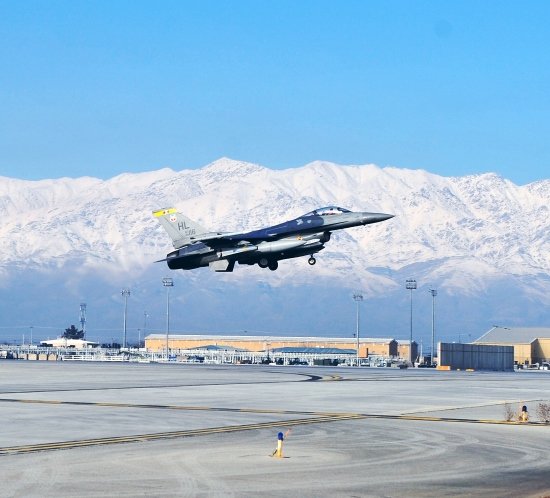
0 361 549 497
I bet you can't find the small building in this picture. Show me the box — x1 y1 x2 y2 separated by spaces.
474 327 550 365
40 338 99 349
438 342 514 371
396 340 419 362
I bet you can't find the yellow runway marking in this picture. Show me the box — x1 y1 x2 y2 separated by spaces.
0 398 328 415
1 397 548 427
1 409 543 456
0 414 364 455
0 398 364 417
0 398 546 456
364 413 548 426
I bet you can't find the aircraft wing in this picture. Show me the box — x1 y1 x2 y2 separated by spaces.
189 232 276 247
188 231 247 246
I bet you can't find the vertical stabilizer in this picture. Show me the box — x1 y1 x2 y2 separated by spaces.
153 208 207 248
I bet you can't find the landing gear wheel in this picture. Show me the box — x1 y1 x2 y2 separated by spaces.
258 258 269 268
308 256 316 266
268 261 279 271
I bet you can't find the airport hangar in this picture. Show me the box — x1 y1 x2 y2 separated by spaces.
474 326 550 365
145 328 548 368
145 335 418 361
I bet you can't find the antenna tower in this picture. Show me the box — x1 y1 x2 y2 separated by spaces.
80 303 87 339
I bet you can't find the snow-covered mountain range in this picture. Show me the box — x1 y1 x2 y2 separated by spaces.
0 158 548 348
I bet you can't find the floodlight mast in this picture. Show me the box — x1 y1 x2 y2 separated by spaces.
121 290 130 348
429 288 437 365
353 293 363 367
162 278 174 360
405 279 417 364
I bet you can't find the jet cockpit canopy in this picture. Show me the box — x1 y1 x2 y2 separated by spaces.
302 206 351 217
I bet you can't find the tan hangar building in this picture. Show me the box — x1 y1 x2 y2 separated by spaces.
145 334 399 358
474 326 550 365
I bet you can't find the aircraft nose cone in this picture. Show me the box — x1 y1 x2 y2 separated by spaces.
377 213 394 222
361 212 395 224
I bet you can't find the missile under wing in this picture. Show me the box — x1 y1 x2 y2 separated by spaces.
153 206 393 272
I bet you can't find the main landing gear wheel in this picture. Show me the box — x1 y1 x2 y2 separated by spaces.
308 256 316 265
268 261 279 271
258 258 269 268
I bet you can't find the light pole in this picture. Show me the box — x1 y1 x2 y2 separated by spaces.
162 277 174 360
405 279 417 364
121 289 131 348
29 325 33 346
353 293 363 367
429 288 437 365
142 311 149 348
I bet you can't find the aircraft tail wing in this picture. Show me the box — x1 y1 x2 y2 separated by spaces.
153 208 208 249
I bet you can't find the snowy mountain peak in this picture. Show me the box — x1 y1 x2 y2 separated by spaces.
201 157 266 176
0 158 548 342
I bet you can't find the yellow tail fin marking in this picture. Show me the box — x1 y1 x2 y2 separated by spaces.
153 208 177 218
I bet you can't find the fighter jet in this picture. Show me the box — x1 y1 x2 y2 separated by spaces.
153 206 393 272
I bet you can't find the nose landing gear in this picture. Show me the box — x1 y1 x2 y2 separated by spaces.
308 256 316 266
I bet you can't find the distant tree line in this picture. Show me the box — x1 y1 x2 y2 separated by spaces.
62 325 84 340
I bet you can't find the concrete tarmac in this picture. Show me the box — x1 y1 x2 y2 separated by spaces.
1 361 549 497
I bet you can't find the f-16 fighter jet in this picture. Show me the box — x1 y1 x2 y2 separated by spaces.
153 206 393 272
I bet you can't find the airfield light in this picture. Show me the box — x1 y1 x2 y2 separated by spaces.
429 288 437 365
162 278 174 360
353 293 363 367
405 279 417 364
121 289 131 348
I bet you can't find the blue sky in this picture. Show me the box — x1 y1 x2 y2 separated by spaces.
1 0 549 184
